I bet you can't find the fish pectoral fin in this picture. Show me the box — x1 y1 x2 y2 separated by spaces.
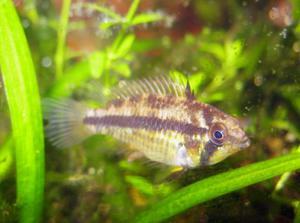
170 166 185 174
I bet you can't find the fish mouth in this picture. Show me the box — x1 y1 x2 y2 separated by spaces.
239 135 250 148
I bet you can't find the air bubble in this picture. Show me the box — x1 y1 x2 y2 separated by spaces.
22 19 30 28
41 57 52 68
88 167 96 175
293 42 300 53
254 75 263 86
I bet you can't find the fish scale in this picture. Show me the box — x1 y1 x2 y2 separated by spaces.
100 122 188 166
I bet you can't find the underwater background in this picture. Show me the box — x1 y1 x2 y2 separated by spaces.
0 0 300 222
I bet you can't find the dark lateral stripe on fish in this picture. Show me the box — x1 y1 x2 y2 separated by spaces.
200 141 219 166
83 115 207 136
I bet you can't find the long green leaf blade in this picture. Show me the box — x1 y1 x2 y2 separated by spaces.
135 152 300 223
55 0 71 78
0 0 45 223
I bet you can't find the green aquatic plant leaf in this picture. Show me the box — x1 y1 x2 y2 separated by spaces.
125 0 140 23
126 175 155 196
131 12 164 25
0 1 45 223
112 62 131 77
89 51 107 79
135 151 300 223
114 34 135 58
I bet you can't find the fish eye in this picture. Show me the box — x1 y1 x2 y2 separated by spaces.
214 130 223 139
209 123 227 146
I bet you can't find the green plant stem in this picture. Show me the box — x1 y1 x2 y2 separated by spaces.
55 0 71 79
0 0 45 223
135 152 300 223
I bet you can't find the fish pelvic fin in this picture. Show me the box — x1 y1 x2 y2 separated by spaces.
43 98 92 148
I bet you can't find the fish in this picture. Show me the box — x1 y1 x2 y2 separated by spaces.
43 75 250 168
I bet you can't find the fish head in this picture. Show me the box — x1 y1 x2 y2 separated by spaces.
200 108 250 166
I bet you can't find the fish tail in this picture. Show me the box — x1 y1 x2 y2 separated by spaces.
43 98 93 148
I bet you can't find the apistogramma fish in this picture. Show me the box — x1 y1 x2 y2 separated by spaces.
44 75 250 168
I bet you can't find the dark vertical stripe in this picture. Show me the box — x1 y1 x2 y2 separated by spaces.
83 115 206 136
200 141 219 166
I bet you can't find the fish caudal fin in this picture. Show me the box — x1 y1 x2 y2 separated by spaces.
43 98 92 148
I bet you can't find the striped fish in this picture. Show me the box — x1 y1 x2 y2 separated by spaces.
44 76 250 168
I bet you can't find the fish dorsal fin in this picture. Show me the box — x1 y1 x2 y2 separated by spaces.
185 80 196 100
111 75 187 99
